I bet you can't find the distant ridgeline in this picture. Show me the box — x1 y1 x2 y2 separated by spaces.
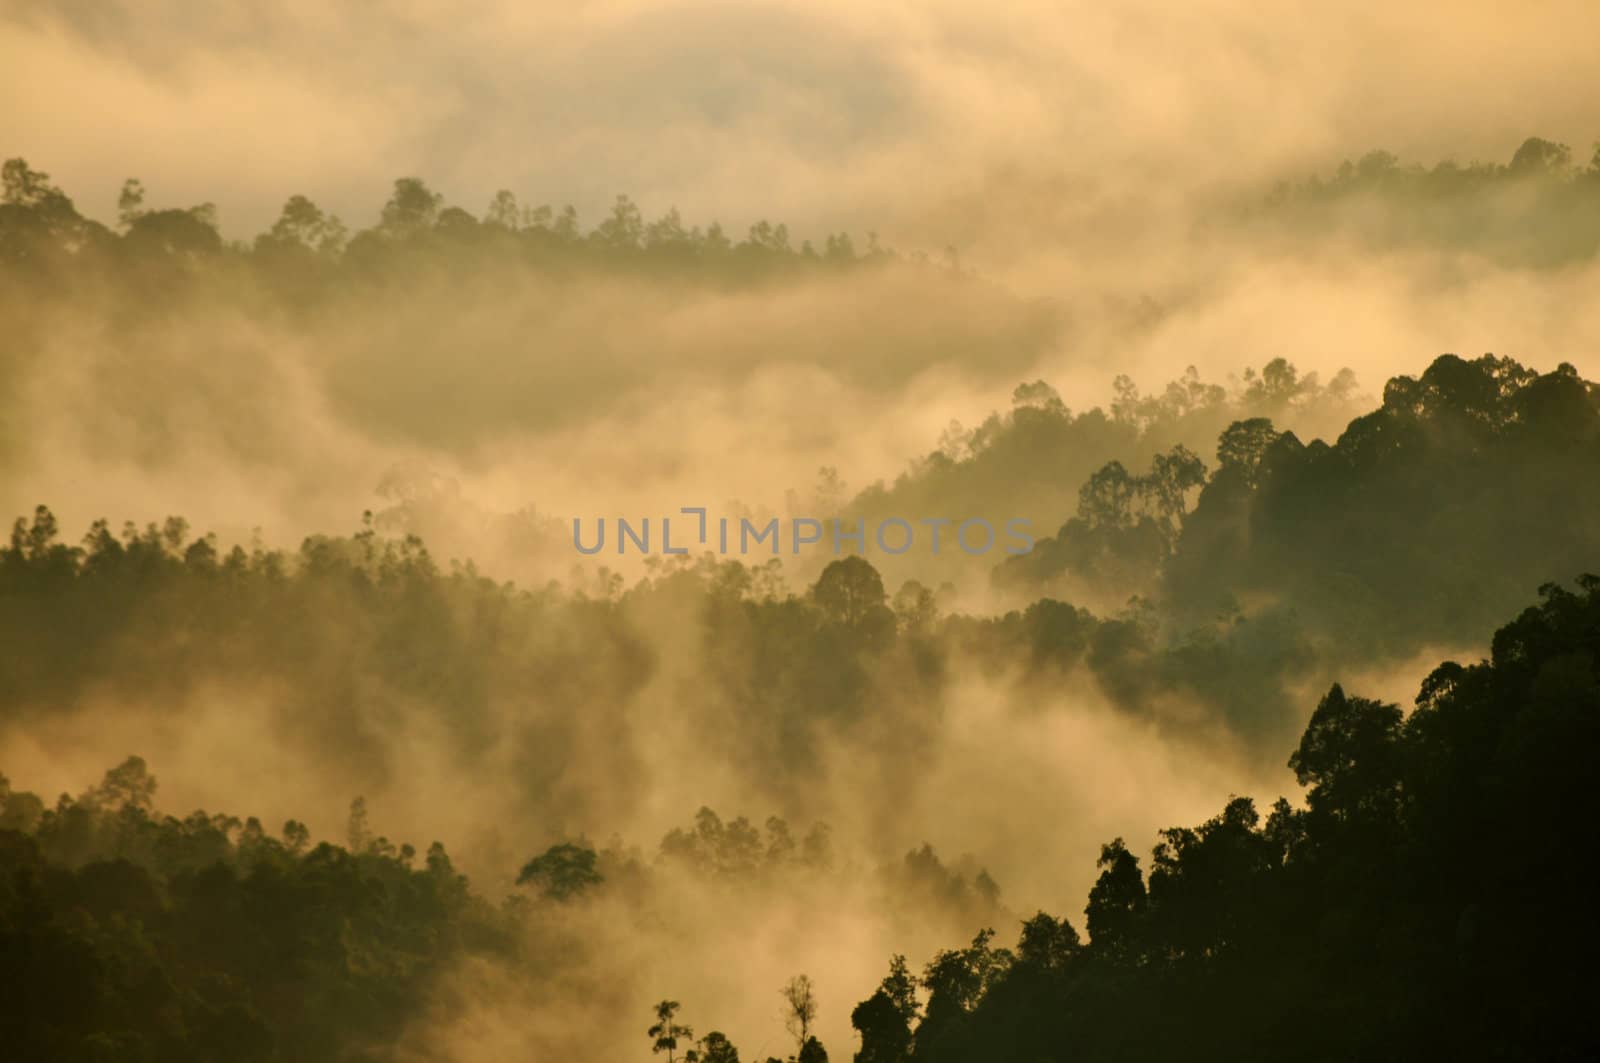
0 157 902 284
1247 135 1600 264
1002 353 1600 661
6 137 1600 278
3 580 1596 1060
843 356 1365 590
3 356 1598 753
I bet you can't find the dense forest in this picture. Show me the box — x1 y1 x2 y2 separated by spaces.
4 134 1600 1061
7 351 1590 770
1007 353 1600 654
0 761 511 1062
5 578 1595 1060
10 1 1600 1052
1249 137 1600 265
0 154 1056 500
3 349 1600 1062
0 156 904 277
0 752 998 1061
843 575 1600 1062
11 135 1597 279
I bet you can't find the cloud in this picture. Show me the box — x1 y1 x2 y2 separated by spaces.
5 0 1596 243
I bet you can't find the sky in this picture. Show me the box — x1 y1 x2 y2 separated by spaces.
4 0 1597 253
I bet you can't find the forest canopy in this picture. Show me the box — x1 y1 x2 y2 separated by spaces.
5 577 1595 1060
4 135 1599 1061
842 575 1600 1062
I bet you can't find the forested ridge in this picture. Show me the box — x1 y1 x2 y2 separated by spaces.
3 353 1598 777
5 138 1600 1061
0 155 900 284
0 763 508 1062
0 755 997 1062
844 575 1600 1062
1247 136 1600 265
4 354 1600 1060
5 578 1596 1060
1006 352 1600 657
10 135 1600 278
0 154 1057 465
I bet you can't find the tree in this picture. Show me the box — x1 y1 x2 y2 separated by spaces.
1140 445 1207 533
124 205 222 257
282 819 310 855
1288 684 1403 828
1012 379 1067 413
434 206 477 234
380 177 442 234
259 194 346 255
515 842 602 900
2 158 53 206
798 1037 829 1063
812 557 890 631
485 189 519 229
645 206 690 249
1015 911 1079 971
1084 838 1145 951
879 955 917 1024
117 177 146 227
595 194 644 249
1076 461 1139 530
0 158 80 241
1256 356 1300 399
347 796 371 852
891 580 938 631
851 992 910 1063
851 954 917 1062
649 1000 694 1063
698 1031 741 1063
88 755 156 811
781 975 819 1054
1509 136 1571 174
1215 417 1279 486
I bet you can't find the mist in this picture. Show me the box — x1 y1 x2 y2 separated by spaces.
5 2 1600 1059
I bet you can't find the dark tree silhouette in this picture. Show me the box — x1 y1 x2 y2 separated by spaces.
516 842 603 900
847 575 1600 1062
781 974 819 1054
650 999 694 1063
